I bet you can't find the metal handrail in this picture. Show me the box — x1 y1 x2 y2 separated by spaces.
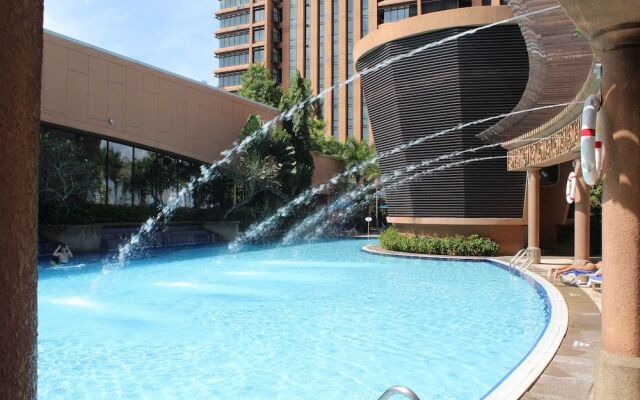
510 249 528 269
520 251 534 272
376 386 421 400
510 248 534 272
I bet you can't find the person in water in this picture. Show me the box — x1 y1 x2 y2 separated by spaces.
50 243 73 266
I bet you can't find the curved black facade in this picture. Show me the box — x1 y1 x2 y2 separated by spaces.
357 26 528 218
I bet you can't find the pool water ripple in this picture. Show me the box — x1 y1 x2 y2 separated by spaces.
38 240 549 400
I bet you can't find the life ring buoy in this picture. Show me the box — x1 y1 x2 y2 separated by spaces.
580 95 602 186
595 109 605 175
566 171 577 204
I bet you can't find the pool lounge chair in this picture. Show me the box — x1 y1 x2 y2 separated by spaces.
560 269 602 287
587 273 602 290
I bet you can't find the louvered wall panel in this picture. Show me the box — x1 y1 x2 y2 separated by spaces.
357 26 528 218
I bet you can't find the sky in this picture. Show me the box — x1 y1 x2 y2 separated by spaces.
44 0 220 86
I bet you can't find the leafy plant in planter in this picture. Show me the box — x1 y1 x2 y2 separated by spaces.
380 227 499 256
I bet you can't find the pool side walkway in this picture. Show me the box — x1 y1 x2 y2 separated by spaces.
514 257 601 400
364 246 601 400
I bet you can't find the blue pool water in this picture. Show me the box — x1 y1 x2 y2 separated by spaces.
38 239 549 400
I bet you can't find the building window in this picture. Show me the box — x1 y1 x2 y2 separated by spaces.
361 0 369 36
272 8 281 22
217 71 244 87
217 30 249 47
332 91 339 139
304 0 312 79
318 0 325 90
220 0 250 9
272 28 282 42
217 11 249 28
217 51 249 67
362 95 369 141
273 69 282 84
380 4 417 24
272 48 282 63
346 0 354 139
253 47 265 63
41 128 199 208
482 0 492 5
347 85 353 139
331 0 340 139
421 0 473 14
500 0 508 4
289 0 298 79
347 0 354 74
253 7 265 22
253 27 264 42
106 142 133 205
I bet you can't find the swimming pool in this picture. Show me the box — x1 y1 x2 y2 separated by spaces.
38 239 552 399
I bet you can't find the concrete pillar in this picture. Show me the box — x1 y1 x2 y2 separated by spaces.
0 2 43 399
573 161 590 262
526 168 541 263
594 36 640 400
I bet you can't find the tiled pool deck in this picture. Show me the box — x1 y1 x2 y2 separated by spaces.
517 258 601 400
362 246 601 400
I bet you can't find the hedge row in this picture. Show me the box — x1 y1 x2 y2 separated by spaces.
379 227 499 256
39 204 227 225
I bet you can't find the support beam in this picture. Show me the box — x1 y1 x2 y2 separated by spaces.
596 36 640 400
0 1 43 399
550 2 640 397
574 161 590 262
527 168 541 263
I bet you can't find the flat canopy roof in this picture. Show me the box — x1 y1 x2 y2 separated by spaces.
478 0 594 146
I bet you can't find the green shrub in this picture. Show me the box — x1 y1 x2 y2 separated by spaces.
379 227 499 256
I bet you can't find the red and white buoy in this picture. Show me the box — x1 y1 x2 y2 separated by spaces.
580 95 603 185
566 171 577 204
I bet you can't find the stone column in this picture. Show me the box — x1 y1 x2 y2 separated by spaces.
573 161 590 262
526 168 541 263
0 2 43 399
594 33 640 400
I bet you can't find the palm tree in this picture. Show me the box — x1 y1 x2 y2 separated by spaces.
340 138 379 187
104 148 126 203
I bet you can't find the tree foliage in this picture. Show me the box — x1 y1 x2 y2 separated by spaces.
39 134 101 218
130 153 177 206
279 71 316 195
237 64 283 108
341 138 379 186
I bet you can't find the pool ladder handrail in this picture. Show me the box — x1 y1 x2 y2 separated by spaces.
510 248 534 272
376 386 421 400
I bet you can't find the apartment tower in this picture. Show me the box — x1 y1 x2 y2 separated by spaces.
215 0 375 142
214 1 510 141
214 0 283 91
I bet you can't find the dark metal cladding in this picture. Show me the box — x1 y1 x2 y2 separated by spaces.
357 26 528 218
478 0 593 143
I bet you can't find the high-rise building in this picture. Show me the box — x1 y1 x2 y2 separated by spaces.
214 0 284 92
214 0 510 142
215 0 374 142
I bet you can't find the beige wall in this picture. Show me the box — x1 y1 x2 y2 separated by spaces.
41 31 342 187
311 153 343 188
41 31 279 163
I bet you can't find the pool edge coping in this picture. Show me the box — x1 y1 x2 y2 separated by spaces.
360 245 569 400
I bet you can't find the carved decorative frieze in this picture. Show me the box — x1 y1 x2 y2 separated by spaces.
507 117 581 171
